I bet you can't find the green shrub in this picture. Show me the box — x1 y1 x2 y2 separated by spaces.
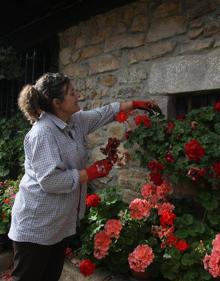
0 113 29 180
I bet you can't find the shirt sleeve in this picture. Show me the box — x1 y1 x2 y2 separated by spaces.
30 132 80 194
76 102 120 135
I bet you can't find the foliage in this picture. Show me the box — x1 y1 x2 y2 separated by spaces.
0 112 30 180
161 203 215 281
0 180 19 234
122 104 220 280
74 104 220 280
76 186 130 272
124 104 220 190
74 183 181 279
0 47 23 80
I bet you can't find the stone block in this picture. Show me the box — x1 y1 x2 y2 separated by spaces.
99 75 117 87
204 22 219 37
214 40 220 48
153 0 180 18
121 189 141 204
179 38 214 54
188 28 204 40
186 0 217 19
127 41 176 64
148 49 220 94
147 16 186 42
71 50 81 62
89 55 120 74
80 46 103 60
190 19 203 28
130 15 148 32
86 131 103 149
63 63 88 78
75 36 87 49
60 48 72 66
120 5 135 26
104 33 145 53
118 168 147 192
107 123 125 140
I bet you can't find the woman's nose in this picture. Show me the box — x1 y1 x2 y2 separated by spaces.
77 92 80 99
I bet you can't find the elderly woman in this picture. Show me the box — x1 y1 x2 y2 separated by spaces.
8 72 156 281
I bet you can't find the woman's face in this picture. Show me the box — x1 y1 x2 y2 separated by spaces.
56 83 80 117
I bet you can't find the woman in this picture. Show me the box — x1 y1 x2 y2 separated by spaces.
8 72 157 281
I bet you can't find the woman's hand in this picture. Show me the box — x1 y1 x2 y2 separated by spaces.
133 100 162 115
85 159 113 181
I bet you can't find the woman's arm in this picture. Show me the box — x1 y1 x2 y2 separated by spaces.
120 100 158 112
120 101 133 112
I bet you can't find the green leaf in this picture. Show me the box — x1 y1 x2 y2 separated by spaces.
181 253 195 266
214 123 220 133
207 212 220 225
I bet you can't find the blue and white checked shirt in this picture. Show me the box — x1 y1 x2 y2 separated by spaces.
8 102 120 245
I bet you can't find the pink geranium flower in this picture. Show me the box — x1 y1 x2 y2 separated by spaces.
203 234 220 278
129 198 151 220
104 219 122 239
94 231 112 259
128 244 154 272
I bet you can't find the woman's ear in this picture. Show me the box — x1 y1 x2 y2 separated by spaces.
52 98 62 110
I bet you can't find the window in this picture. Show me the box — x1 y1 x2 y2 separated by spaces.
167 90 220 119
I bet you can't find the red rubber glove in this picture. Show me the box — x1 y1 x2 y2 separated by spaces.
132 100 162 115
86 159 113 181
133 100 156 110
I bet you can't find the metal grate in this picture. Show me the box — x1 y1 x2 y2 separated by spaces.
0 50 49 118
168 90 220 118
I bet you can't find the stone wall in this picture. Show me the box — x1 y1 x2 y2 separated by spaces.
59 0 220 201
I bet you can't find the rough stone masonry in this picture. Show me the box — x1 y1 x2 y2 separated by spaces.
59 0 220 202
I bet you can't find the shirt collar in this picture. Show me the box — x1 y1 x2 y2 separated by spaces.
44 112 69 130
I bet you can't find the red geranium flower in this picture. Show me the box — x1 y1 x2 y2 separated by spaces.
176 113 185 120
212 162 220 177
214 101 220 112
160 210 176 226
165 151 175 163
175 240 189 252
165 121 175 134
115 111 128 123
135 115 152 128
79 259 96 276
147 160 164 172
187 167 206 181
65 247 74 259
184 139 205 161
149 172 163 186
125 130 132 140
166 234 178 247
3 198 10 204
86 194 101 207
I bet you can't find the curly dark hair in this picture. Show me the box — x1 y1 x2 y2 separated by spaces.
18 73 70 124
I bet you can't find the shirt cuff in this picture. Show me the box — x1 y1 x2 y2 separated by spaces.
110 102 120 115
71 169 80 191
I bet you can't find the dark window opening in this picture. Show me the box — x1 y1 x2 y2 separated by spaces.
0 36 59 118
168 90 220 119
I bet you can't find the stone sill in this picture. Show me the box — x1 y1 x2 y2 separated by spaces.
60 260 129 281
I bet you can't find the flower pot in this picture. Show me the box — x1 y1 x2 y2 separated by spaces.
130 270 152 281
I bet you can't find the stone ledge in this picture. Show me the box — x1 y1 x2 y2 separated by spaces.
148 48 220 94
60 260 129 281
